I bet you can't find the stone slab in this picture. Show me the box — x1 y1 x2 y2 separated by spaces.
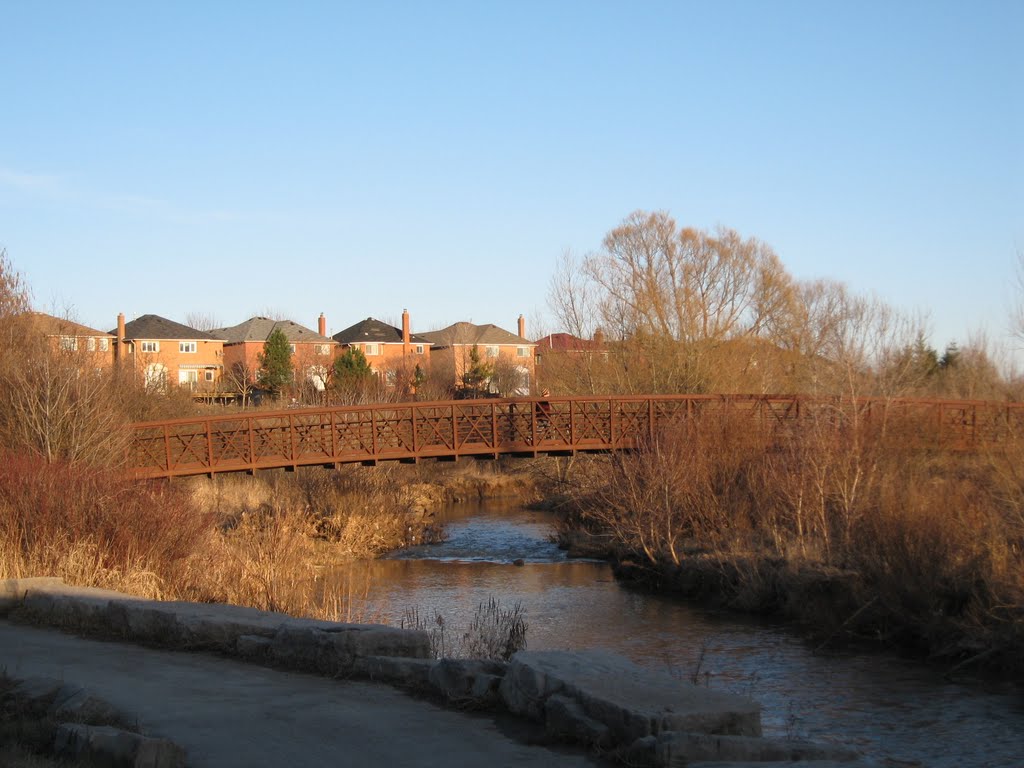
0 577 65 615
500 649 762 746
11 580 430 666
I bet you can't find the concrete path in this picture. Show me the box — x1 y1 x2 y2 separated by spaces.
1 621 602 768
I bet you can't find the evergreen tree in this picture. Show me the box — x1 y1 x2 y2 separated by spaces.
333 347 373 387
462 344 494 394
257 328 293 396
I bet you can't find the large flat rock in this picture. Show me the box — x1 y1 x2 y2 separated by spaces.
500 649 762 746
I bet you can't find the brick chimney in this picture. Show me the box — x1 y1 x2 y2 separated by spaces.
402 309 411 354
517 314 526 339
116 312 126 363
318 313 326 337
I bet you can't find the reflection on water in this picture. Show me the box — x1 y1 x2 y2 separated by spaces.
320 500 1024 768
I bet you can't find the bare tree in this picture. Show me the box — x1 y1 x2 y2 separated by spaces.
1012 249 1024 345
185 312 221 332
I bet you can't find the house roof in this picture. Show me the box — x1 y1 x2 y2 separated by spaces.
27 312 114 338
419 322 535 349
332 317 430 346
535 333 604 352
114 314 223 341
214 317 334 345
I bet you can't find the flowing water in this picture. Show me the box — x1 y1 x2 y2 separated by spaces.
321 500 1024 767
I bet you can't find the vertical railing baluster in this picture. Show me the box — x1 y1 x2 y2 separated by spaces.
206 418 214 472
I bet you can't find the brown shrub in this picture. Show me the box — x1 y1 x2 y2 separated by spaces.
0 453 211 596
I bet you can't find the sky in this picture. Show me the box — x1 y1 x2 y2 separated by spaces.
2 1 1022 361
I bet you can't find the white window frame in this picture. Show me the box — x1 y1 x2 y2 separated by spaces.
179 341 197 353
516 346 528 357
59 336 78 352
415 344 424 354
86 337 96 352
98 338 109 352
141 341 159 353
179 370 199 384
289 343 297 355
204 369 216 382
485 345 499 358
364 343 379 356
315 344 330 356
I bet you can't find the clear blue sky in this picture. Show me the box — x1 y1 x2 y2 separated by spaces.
2 1 1021 359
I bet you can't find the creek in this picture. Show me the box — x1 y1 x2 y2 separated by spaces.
322 500 1024 767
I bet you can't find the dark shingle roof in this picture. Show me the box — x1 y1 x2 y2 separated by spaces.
114 314 222 341
332 317 430 346
214 317 333 345
419 322 534 349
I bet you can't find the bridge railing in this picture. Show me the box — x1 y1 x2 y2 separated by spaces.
128 394 1024 479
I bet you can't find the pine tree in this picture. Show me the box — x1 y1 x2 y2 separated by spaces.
462 345 494 394
257 328 293 396
333 347 373 387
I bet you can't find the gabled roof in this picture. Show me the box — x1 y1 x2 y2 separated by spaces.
419 322 535 349
214 317 334 345
27 312 114 338
332 317 431 346
114 314 223 341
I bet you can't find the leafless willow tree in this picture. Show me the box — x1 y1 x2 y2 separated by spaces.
546 211 937 397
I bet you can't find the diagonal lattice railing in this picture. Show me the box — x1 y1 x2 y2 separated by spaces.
128 394 1024 479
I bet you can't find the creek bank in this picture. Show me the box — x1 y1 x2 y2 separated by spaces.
550 509 1024 681
2 578 880 767
601 553 1024 681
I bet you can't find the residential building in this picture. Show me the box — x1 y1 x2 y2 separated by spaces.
331 310 432 388
213 315 336 392
113 313 224 392
26 312 116 370
534 330 606 359
532 330 609 395
419 316 536 396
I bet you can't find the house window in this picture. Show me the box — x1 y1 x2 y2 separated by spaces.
485 346 499 358
289 344 296 355
179 342 197 353
516 346 528 357
415 345 424 354
86 337 96 352
99 338 109 352
204 370 215 382
59 336 77 351
364 343 379 356
179 370 199 390
315 344 330 355
141 341 159 353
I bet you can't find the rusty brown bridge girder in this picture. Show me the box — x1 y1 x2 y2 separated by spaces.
127 394 1024 480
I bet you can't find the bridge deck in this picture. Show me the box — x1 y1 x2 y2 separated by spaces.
128 394 1024 479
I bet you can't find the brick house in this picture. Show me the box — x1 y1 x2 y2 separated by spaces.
419 316 536 396
331 310 432 388
213 316 336 392
26 312 116 370
112 313 224 392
